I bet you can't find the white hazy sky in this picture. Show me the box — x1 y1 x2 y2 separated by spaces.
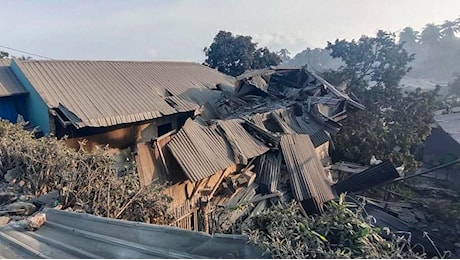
1 0 459 62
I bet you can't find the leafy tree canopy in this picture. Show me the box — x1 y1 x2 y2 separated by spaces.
204 31 281 76
325 31 439 170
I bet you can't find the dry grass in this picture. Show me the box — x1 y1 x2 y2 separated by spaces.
0 120 173 224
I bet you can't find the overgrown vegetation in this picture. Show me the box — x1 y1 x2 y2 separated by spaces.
245 196 426 259
0 120 173 224
325 31 439 171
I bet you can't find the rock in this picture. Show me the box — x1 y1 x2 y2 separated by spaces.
0 192 17 205
18 180 25 187
5 202 37 215
0 216 10 225
27 213 46 230
4 167 21 183
455 243 460 248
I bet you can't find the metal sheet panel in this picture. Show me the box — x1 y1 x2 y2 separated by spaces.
332 160 400 194
15 60 235 128
167 119 235 182
217 119 269 164
255 150 282 194
0 60 27 97
0 208 266 258
280 134 335 214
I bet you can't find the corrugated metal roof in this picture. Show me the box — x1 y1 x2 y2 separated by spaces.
255 150 282 194
15 60 235 128
270 109 330 147
280 134 335 214
332 160 400 194
217 119 269 164
0 208 265 258
0 59 27 97
434 112 460 144
167 119 235 182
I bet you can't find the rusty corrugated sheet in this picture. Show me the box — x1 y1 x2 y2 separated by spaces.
217 119 269 164
280 134 335 214
255 150 282 194
167 119 234 182
0 60 27 97
15 60 235 128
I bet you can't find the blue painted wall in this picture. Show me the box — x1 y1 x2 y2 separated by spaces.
0 96 18 122
10 60 51 133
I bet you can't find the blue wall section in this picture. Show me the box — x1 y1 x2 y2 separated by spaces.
10 60 51 133
0 97 18 122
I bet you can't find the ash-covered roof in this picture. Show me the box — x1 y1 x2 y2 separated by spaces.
14 60 235 128
0 59 27 98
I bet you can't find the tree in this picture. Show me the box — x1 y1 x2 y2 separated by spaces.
420 23 442 46
440 19 460 40
277 48 291 63
398 27 419 52
326 31 438 170
203 31 281 76
326 31 414 95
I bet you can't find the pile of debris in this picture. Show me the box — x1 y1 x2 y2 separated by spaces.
135 66 404 233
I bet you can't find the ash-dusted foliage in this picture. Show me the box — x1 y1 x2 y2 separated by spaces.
245 195 426 259
0 120 173 224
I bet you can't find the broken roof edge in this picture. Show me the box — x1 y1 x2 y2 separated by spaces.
307 69 365 110
235 66 365 111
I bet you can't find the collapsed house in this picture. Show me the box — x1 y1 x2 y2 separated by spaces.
134 67 400 232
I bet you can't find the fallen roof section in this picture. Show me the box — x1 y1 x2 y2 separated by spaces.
332 160 400 194
13 59 235 128
217 119 270 164
167 118 272 182
280 134 335 214
167 118 235 182
0 59 27 98
0 208 266 258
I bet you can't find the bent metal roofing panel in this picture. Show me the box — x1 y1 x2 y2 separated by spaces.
14 60 235 128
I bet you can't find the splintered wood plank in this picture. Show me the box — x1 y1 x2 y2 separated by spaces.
135 142 155 186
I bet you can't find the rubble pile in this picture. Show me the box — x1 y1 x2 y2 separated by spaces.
136 67 410 234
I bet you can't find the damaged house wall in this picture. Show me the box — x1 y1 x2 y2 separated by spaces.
0 60 28 123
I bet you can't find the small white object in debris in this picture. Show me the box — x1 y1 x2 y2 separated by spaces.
396 164 405 174
370 155 382 165
28 213 46 230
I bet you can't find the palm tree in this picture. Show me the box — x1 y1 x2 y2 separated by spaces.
420 23 442 46
398 27 419 50
440 19 460 40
